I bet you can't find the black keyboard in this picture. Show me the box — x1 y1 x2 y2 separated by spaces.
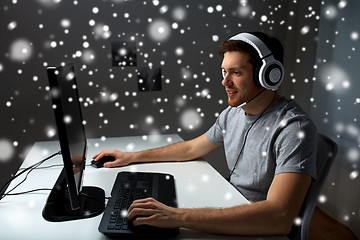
107 173 153 231
98 171 179 238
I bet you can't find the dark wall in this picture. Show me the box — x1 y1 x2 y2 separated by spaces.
1 0 309 182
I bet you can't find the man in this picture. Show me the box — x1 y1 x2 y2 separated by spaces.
93 32 317 236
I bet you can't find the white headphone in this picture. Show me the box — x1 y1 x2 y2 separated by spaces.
228 33 284 91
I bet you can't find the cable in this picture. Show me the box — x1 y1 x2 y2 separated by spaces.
19 164 63 170
5 188 52 196
228 91 277 180
0 151 61 201
19 163 92 170
3 158 94 200
0 152 102 202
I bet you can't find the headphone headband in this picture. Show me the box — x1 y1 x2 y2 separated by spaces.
229 33 271 59
228 32 284 90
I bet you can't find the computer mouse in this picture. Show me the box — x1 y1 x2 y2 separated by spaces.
91 156 116 168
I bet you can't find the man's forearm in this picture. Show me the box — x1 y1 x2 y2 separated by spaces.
129 133 218 164
129 141 195 164
178 201 293 236
128 168 309 237
177 173 311 236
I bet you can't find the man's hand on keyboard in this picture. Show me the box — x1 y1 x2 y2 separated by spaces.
92 150 133 168
127 197 182 229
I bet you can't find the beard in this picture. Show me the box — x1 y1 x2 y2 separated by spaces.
226 93 247 107
227 98 245 107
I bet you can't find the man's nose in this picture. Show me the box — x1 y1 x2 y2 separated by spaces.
221 73 232 87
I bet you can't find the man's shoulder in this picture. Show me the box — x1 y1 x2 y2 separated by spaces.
268 97 317 132
276 98 311 119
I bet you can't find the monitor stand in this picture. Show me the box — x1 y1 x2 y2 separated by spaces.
42 168 105 222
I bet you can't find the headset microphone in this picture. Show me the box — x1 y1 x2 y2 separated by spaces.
237 88 266 108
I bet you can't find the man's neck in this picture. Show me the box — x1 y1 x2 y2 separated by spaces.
242 90 280 116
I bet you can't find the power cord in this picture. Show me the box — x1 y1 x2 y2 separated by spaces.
0 151 61 201
4 188 52 196
19 163 93 170
1 152 111 201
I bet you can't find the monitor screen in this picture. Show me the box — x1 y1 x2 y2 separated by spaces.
43 63 104 222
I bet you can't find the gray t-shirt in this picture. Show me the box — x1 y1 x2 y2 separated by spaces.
206 97 317 202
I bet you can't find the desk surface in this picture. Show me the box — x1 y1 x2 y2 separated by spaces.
0 134 286 240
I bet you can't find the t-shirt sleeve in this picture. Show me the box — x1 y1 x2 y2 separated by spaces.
273 117 318 180
206 107 230 146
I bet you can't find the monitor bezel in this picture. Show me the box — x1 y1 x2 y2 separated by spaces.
47 63 87 210
43 62 104 222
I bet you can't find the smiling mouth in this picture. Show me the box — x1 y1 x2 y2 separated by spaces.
227 90 238 96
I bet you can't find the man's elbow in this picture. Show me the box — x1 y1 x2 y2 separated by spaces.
277 221 293 236
277 214 295 235
273 211 297 236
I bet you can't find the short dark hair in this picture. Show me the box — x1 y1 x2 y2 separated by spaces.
218 32 284 67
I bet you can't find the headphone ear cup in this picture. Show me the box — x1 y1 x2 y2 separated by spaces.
259 58 284 90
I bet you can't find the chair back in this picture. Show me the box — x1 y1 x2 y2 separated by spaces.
288 133 337 240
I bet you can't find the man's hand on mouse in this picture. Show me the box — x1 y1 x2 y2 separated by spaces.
92 150 133 168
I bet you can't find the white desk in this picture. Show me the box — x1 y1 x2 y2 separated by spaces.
0 134 286 240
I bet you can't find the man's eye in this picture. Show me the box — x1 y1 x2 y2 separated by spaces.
233 72 241 76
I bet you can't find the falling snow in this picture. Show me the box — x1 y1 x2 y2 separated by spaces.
0 139 14 162
1 0 360 235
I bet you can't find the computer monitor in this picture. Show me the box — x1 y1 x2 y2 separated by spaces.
42 63 105 222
